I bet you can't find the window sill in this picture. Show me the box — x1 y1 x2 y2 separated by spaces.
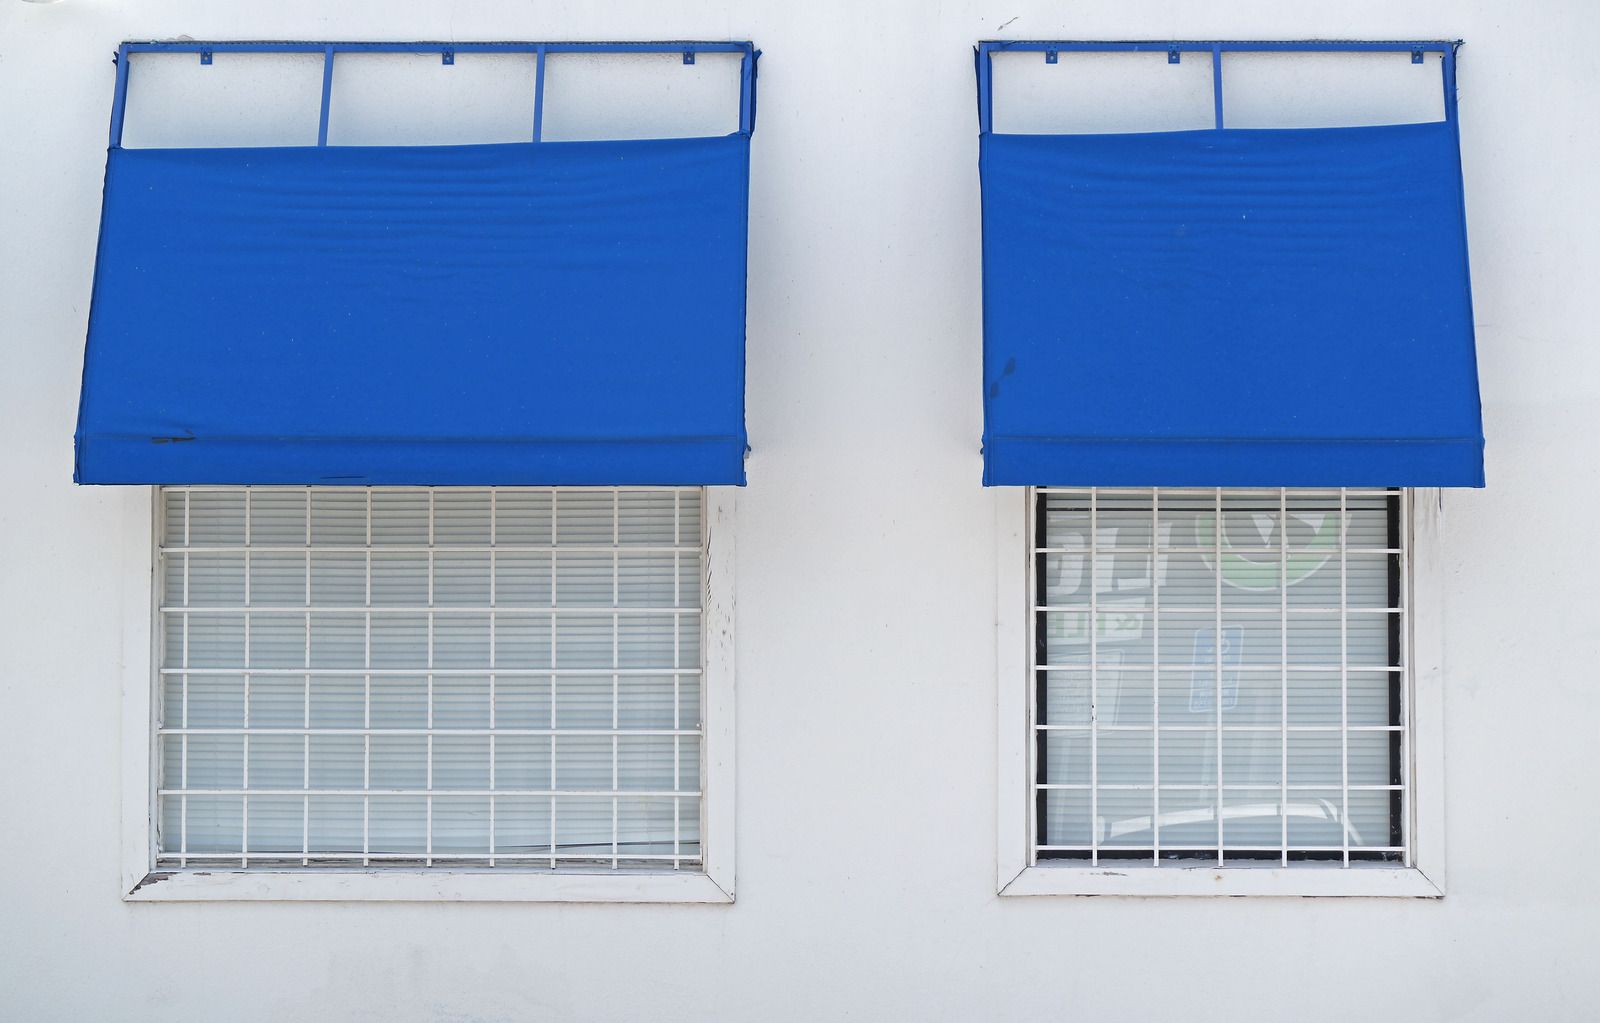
1000 863 1443 899
124 869 734 904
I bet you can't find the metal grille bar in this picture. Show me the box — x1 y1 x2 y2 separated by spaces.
155 486 705 873
975 39 1461 136
1030 487 1410 867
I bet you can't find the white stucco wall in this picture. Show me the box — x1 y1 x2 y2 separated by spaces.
2 0 1598 1019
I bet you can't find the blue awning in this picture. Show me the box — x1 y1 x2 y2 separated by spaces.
76 44 754 486
978 44 1485 488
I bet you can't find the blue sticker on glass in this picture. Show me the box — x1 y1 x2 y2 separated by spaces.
1189 626 1243 714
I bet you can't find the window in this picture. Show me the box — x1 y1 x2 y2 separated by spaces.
997 487 1444 897
133 486 736 902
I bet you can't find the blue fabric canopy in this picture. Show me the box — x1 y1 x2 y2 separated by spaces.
980 121 1485 487
75 135 750 485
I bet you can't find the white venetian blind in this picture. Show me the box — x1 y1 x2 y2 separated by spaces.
1033 488 1407 866
156 487 704 871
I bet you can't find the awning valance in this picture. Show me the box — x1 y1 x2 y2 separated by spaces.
75 42 755 486
977 41 1485 487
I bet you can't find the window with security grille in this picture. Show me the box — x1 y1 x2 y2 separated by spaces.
156 487 704 871
1033 488 1408 866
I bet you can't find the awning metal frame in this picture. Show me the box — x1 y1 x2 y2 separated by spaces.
109 40 759 148
974 39 1462 135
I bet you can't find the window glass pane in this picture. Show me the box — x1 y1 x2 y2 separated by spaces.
370 736 427 789
249 491 307 545
555 795 613 857
1158 730 1214 784
554 734 612 790
556 552 613 606
310 551 365 605
1093 492 1155 549
190 552 246 605
309 614 364 668
161 736 183 790
249 613 305 668
676 495 701 547
1034 488 1405 865
433 675 489 728
678 737 701 792
369 796 426 854
1222 789 1283 847
618 798 677 857
310 492 366 545
187 735 243 788
618 491 676 544
309 795 363 853
1156 788 1218 849
677 673 701 731
1042 731 1090 786
248 795 304 854
1223 671 1282 728
433 491 491 545
249 552 304 606
185 613 244 668
678 797 701 858
496 552 552 606
309 736 362 789
187 674 245 727
371 614 427 668
248 675 304 728
1221 732 1280 786
1099 789 1155 847
495 796 552 856
494 675 551 728
1098 730 1153 786
162 490 187 547
1286 790 1345 847
371 552 427 605
155 487 706 870
1039 670 1089 727
309 675 363 728
433 614 490 668
495 735 552 790
555 492 614 544
433 796 490 855
433 735 490 790
1040 788 1091 848
248 736 304 794
187 492 245 545
494 492 552 545
186 795 243 854
494 614 551 669
371 492 427 545
617 674 675 730
370 675 427 728
618 735 675 790
434 552 490 605
1348 789 1400 848
618 552 677 606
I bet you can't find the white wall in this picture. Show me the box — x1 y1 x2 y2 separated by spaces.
2 0 1598 1019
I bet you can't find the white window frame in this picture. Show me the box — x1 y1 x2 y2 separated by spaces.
119 487 737 903
994 487 1445 898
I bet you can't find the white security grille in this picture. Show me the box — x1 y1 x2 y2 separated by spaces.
1031 488 1408 867
156 487 704 871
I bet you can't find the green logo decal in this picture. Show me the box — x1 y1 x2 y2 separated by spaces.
1194 512 1339 592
